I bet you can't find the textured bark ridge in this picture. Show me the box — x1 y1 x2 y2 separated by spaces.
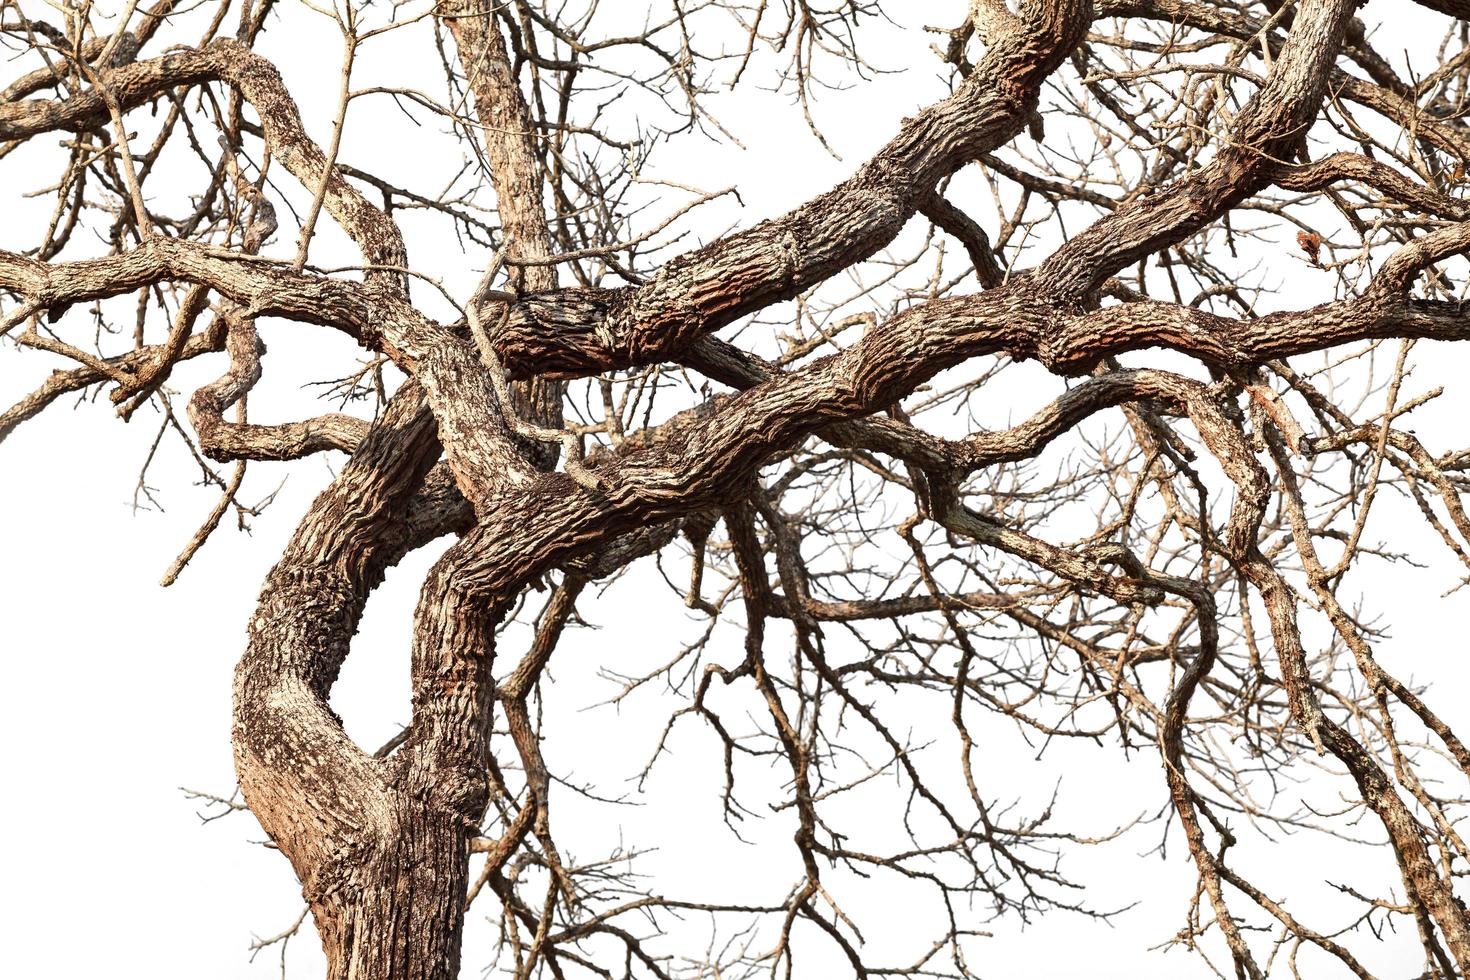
9 0 1470 977
314 805 470 980
488 1 1092 379
229 390 469 977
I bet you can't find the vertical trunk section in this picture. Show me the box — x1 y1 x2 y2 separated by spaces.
311 798 471 980
233 387 487 980
438 1 564 464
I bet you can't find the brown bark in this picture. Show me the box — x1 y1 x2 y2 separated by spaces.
439 1 564 455
231 388 486 978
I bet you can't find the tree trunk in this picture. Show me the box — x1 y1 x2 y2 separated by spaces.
309 797 470 980
236 563 485 979
231 387 488 979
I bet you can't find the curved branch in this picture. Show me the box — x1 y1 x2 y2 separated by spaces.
486 0 1094 379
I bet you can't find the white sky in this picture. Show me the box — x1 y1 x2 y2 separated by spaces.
3 2 1469 978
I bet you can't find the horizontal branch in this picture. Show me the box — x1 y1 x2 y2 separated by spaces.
0 240 445 369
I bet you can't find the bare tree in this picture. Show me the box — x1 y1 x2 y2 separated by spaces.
8 0 1470 977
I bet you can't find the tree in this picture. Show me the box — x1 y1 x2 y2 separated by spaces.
6 0 1470 976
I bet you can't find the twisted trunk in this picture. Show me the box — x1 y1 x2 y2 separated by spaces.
231 387 491 978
